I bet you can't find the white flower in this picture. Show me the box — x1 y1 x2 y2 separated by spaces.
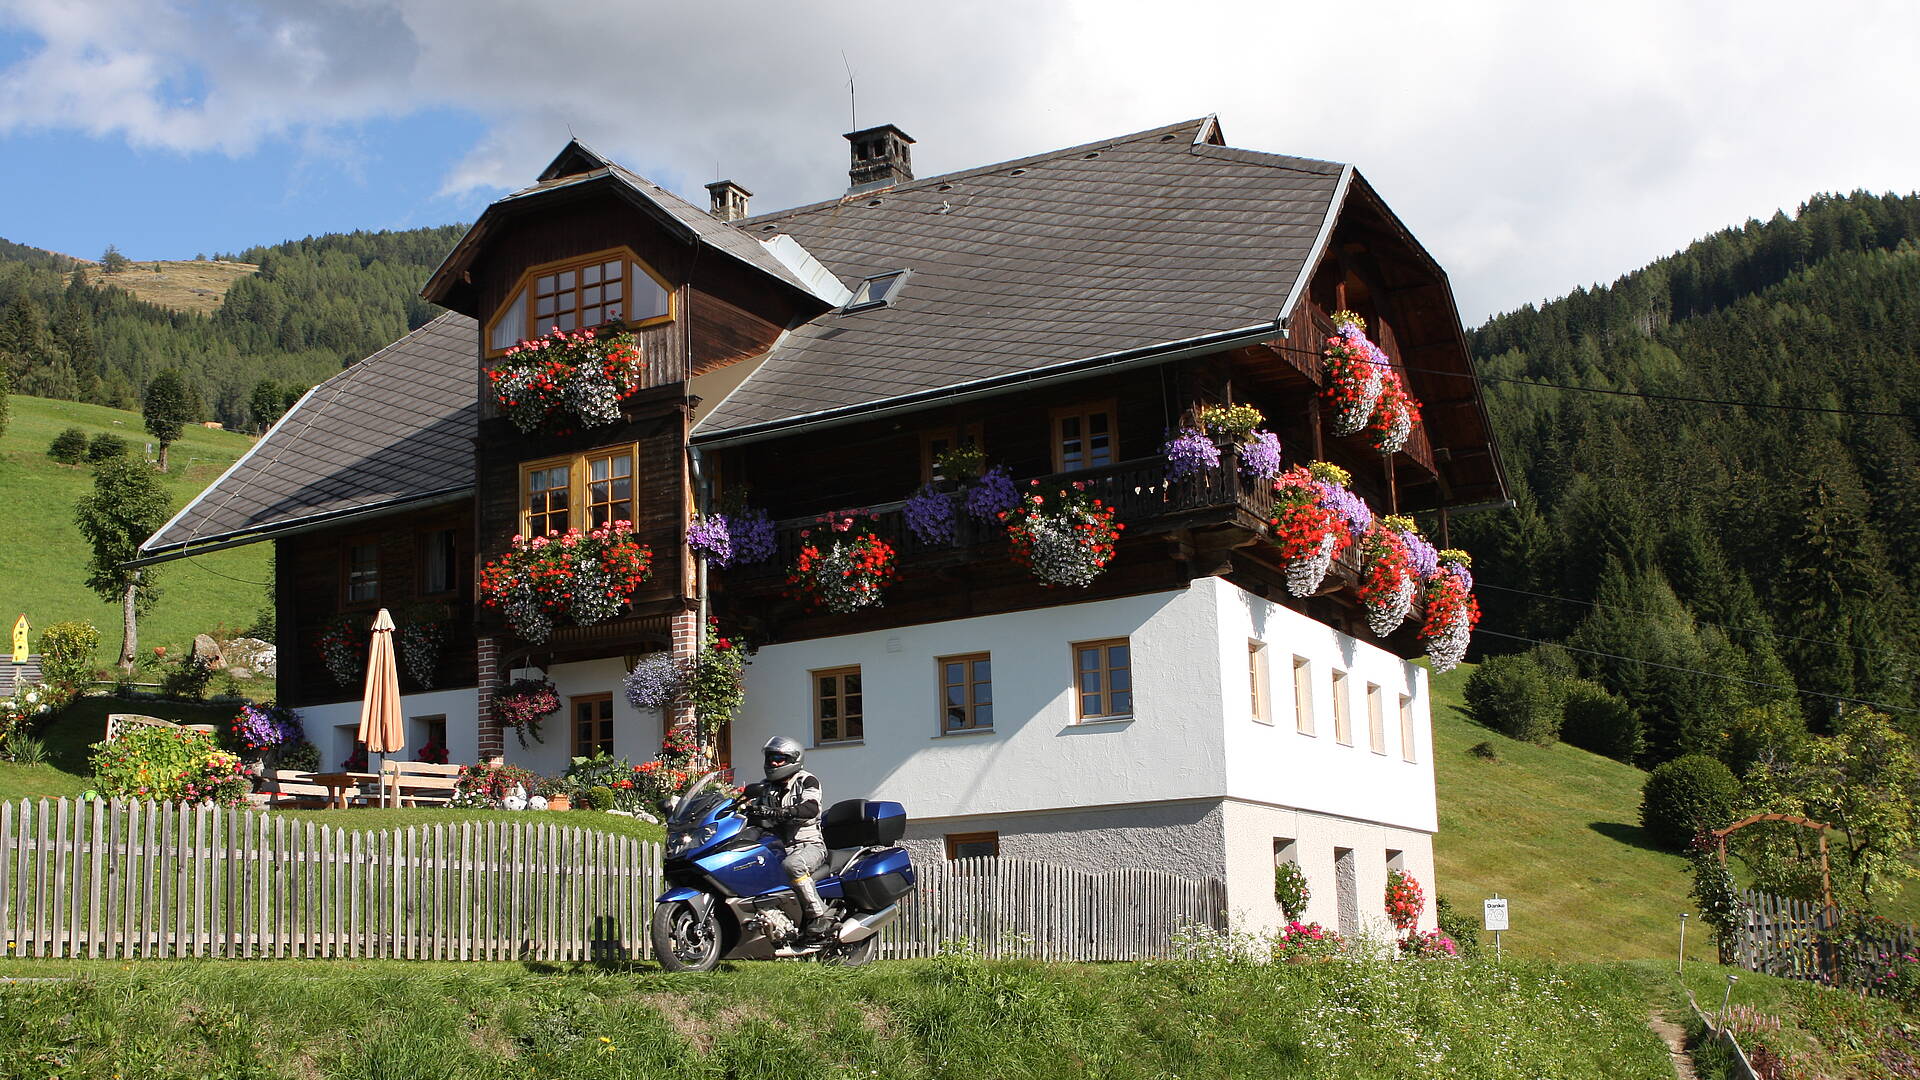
24 691 38 704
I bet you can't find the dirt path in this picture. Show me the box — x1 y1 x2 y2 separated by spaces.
1648 1010 1700 1080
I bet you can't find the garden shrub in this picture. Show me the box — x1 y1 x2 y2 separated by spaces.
563 751 642 812
451 762 539 808
89 726 249 806
36 620 100 692
1640 753 1739 849
1274 861 1310 920
1463 653 1560 745
277 740 320 772
586 785 616 811
1558 678 1643 763
1435 895 1481 957
47 426 88 464
161 651 217 700
85 432 128 461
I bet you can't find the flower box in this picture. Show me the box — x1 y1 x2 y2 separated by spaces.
477 522 653 644
484 327 646 434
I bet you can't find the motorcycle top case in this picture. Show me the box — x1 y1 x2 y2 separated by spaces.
838 846 916 911
821 799 907 849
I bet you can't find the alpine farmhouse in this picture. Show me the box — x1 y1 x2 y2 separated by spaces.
137 117 1507 936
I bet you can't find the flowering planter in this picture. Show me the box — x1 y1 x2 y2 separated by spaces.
1322 313 1386 437
1357 522 1416 638
1419 551 1479 673
546 794 573 812
477 522 653 644
788 517 898 613
1003 480 1123 588
485 327 646 434
1268 464 1356 597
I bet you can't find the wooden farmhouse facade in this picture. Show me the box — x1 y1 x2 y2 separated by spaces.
140 117 1506 935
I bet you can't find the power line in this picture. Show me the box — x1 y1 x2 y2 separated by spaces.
1473 581 1918 664
1474 626 1917 715
182 557 271 588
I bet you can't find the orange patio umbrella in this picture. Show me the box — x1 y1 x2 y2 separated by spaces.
355 608 405 768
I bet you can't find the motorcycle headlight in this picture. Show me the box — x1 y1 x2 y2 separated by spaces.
668 821 720 857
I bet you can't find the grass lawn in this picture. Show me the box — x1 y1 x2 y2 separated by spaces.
0 395 270 668
1665 960 1920 1080
0 954 1676 1079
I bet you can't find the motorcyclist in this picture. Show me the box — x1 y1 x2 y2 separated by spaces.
743 735 834 944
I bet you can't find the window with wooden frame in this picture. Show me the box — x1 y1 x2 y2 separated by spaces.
570 693 614 758
344 540 381 604
419 528 459 597
945 831 1000 860
484 247 673 354
1293 656 1314 735
1051 401 1116 473
920 424 984 484
938 653 993 734
1399 694 1416 762
519 444 637 537
1073 638 1133 721
813 666 864 744
1368 682 1386 754
1331 669 1352 745
1249 641 1273 724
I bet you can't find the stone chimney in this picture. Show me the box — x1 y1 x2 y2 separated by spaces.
706 180 752 222
845 124 915 192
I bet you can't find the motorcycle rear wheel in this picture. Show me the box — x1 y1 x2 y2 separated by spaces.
819 934 878 967
651 900 723 972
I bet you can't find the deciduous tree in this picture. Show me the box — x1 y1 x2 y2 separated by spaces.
74 456 169 672
142 368 191 471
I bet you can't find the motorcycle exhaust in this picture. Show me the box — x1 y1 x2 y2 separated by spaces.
837 903 902 944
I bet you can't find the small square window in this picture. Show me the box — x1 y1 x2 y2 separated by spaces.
845 270 909 311
945 831 999 860
346 542 380 604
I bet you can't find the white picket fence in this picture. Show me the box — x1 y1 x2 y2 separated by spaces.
1 798 1225 962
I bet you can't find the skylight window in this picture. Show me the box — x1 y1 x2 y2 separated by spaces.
844 270 909 311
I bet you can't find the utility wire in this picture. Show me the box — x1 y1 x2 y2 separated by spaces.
1473 581 1919 664
182 557 271 588
1473 627 1917 715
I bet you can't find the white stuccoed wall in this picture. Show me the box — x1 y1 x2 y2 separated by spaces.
296 687 479 770
496 658 667 777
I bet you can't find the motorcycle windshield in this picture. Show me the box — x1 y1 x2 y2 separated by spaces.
669 771 732 828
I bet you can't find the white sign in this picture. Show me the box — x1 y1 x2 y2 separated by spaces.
1483 897 1510 932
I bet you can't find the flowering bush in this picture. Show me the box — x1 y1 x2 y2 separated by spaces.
492 678 560 746
1197 403 1266 443
313 613 366 689
623 651 688 710
1398 928 1459 959
1323 311 1387 436
1367 371 1422 455
630 725 729 810
1003 480 1123 588
1162 428 1221 481
965 465 1020 524
564 751 646 813
1274 861 1312 920
477 522 653 643
789 513 897 614
687 513 732 565
689 622 746 738
1358 518 1418 637
1239 429 1283 480
484 327 646 434
1420 550 1480 674
90 726 249 806
726 507 778 566
1385 868 1426 934
231 702 303 753
1270 920 1346 962
1269 466 1349 597
903 484 957 545
0 684 60 760
452 761 540 808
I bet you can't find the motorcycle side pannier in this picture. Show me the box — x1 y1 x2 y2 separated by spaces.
822 799 907 848
840 846 916 910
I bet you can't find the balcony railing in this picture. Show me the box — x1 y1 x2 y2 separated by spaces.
725 454 1275 583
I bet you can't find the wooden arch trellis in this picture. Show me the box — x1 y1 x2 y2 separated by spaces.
1710 812 1835 914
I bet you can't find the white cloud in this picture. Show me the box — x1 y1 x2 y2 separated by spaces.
0 0 1915 320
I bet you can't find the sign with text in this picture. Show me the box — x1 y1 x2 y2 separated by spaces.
1483 897 1510 932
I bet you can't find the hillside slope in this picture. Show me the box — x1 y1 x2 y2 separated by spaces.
0 394 269 668
74 259 260 316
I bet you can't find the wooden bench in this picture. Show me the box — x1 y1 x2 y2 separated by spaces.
103 713 179 742
263 769 349 809
377 760 461 808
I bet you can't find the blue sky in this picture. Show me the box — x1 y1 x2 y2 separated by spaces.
1 1 1916 321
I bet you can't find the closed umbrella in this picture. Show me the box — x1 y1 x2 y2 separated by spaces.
355 608 405 805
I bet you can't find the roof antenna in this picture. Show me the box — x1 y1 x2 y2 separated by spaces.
842 51 857 132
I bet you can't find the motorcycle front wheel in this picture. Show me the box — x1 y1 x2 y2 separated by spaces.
651 900 723 972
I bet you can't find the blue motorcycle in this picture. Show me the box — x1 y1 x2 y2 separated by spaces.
650 771 917 970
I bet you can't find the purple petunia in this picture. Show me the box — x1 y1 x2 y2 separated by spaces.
904 484 957 545
688 514 733 566
1239 430 1282 480
1162 428 1220 481
1399 529 1439 581
966 466 1020 523
729 508 777 565
233 702 303 750
1315 481 1373 536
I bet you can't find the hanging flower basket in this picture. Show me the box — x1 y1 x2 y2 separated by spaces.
726 507 778 566
1162 428 1221 481
393 601 450 690
623 652 689 710
788 513 898 614
1003 480 1123 588
231 702 303 753
1197 403 1266 444
1309 460 1373 537
687 513 732 566
1239 429 1283 480
1269 466 1349 596
313 612 366 689
484 327 646 434
1356 520 1417 637
1396 519 1439 582
903 484 958 545
1322 311 1387 437
1419 550 1480 674
477 522 653 644
965 465 1020 524
492 678 560 747
1367 371 1422 455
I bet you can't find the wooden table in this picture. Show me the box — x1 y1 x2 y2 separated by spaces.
298 771 380 810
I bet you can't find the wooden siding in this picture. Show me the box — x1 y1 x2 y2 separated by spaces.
278 502 478 708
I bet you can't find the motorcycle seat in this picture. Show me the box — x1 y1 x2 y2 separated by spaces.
825 846 864 876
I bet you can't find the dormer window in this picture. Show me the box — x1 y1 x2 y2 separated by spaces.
486 246 672 354
843 270 908 312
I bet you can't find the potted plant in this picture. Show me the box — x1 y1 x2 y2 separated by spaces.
1196 404 1284 480
903 483 957 545
1356 518 1417 638
313 612 366 689
933 444 987 488
1321 311 1387 437
1367 372 1422 455
484 326 646 434
1002 479 1123 588
393 600 451 690
1161 428 1220 481
537 775 575 812
477 522 653 643
788 511 897 613
1418 550 1480 674
1267 466 1349 597
491 678 561 747
687 512 732 565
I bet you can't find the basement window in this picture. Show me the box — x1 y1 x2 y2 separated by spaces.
843 270 909 311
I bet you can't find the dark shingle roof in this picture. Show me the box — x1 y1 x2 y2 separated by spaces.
693 118 1349 436
140 313 478 557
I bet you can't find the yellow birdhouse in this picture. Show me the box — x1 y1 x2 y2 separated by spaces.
11 615 27 663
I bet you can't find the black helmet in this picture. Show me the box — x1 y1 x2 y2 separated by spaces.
763 735 804 782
